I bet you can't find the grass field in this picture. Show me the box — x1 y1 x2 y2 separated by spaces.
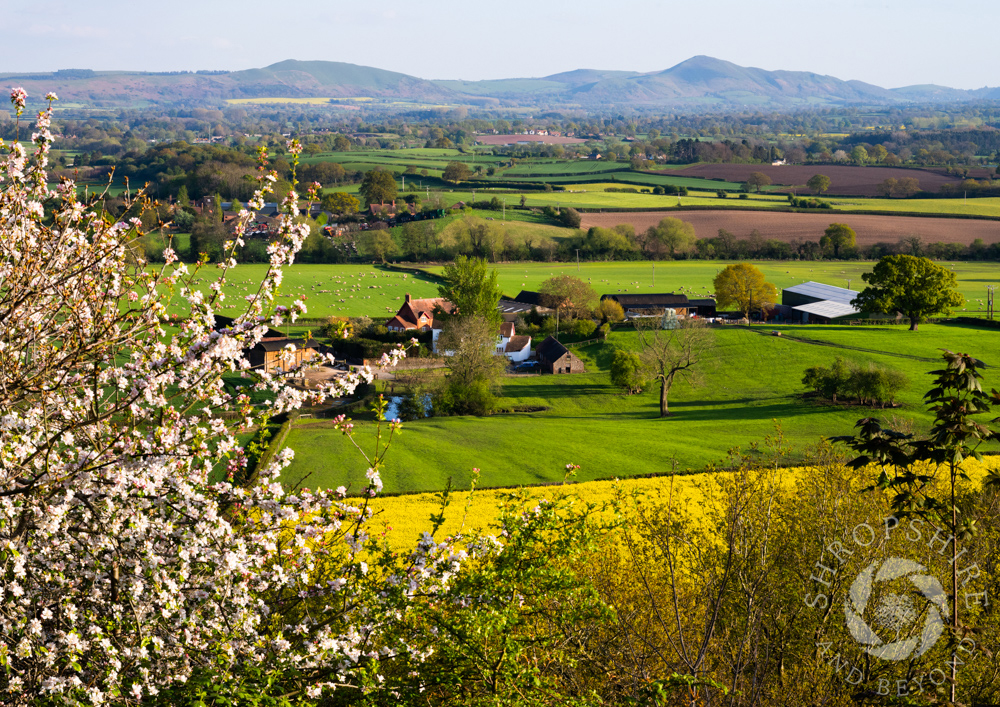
429 260 1000 309
164 260 1000 320
171 264 443 319
278 321 1000 494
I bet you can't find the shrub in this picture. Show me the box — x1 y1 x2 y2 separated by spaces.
610 348 646 394
572 318 597 337
802 357 907 407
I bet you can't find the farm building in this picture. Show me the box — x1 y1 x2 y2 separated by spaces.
600 293 716 318
781 281 861 323
248 337 322 373
497 322 532 363
387 293 455 333
535 336 586 374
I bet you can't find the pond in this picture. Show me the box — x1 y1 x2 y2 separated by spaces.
384 394 432 421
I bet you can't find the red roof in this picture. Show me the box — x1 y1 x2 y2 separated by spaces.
387 296 454 330
500 322 515 338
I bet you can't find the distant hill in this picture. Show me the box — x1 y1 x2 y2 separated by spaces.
0 60 458 105
1 57 993 110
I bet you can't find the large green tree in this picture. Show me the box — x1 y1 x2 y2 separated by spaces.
358 168 397 207
713 263 777 321
806 174 830 195
745 171 772 193
321 191 360 215
438 255 503 329
642 217 696 259
852 254 964 330
820 222 856 258
442 161 472 183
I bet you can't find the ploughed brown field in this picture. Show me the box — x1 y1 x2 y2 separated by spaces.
581 210 1000 246
664 164 961 196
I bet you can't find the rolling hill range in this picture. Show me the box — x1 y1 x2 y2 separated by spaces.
2 57 995 109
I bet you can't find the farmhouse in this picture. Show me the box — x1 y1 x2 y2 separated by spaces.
781 281 861 323
497 322 532 363
387 293 454 332
600 293 717 318
535 336 586 374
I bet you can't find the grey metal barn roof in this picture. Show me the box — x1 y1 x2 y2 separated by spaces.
783 281 859 305
792 301 860 319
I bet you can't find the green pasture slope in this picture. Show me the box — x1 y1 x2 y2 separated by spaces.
164 260 1000 321
278 321 1000 494
167 264 443 320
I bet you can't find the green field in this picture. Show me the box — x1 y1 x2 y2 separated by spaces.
278 321 1000 494
168 260 1000 321
173 264 443 320
429 260 1000 311
293 149 1000 218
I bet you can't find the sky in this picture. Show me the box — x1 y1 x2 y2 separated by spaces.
2 0 997 90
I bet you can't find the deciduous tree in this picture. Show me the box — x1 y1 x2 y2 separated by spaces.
321 191 360 215
596 298 626 323
442 160 472 183
438 255 503 329
806 173 830 195
540 275 599 319
358 168 397 207
820 222 856 258
635 319 713 416
713 262 777 321
852 254 964 330
745 171 772 193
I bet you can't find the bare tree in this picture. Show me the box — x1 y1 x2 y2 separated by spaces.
635 319 713 417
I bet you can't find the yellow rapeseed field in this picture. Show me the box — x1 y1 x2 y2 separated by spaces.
367 459 999 549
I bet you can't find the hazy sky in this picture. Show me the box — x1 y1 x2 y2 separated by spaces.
3 0 997 89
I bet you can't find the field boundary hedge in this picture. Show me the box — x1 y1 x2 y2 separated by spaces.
378 263 448 283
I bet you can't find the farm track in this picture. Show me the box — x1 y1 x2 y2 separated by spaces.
581 209 1000 245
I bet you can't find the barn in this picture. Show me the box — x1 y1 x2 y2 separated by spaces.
782 282 861 324
535 336 586 374
599 293 717 318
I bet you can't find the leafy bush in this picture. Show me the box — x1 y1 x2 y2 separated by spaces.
802 357 907 407
789 196 832 209
573 318 597 337
610 348 646 394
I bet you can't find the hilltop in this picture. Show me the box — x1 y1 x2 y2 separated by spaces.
3 56 997 109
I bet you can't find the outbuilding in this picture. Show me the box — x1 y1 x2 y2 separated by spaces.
535 336 586 374
782 281 861 324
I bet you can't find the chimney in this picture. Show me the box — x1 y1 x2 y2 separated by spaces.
405 293 411 303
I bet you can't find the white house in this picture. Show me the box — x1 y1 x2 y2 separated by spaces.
497 322 532 363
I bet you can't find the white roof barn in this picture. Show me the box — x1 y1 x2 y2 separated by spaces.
782 281 861 323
